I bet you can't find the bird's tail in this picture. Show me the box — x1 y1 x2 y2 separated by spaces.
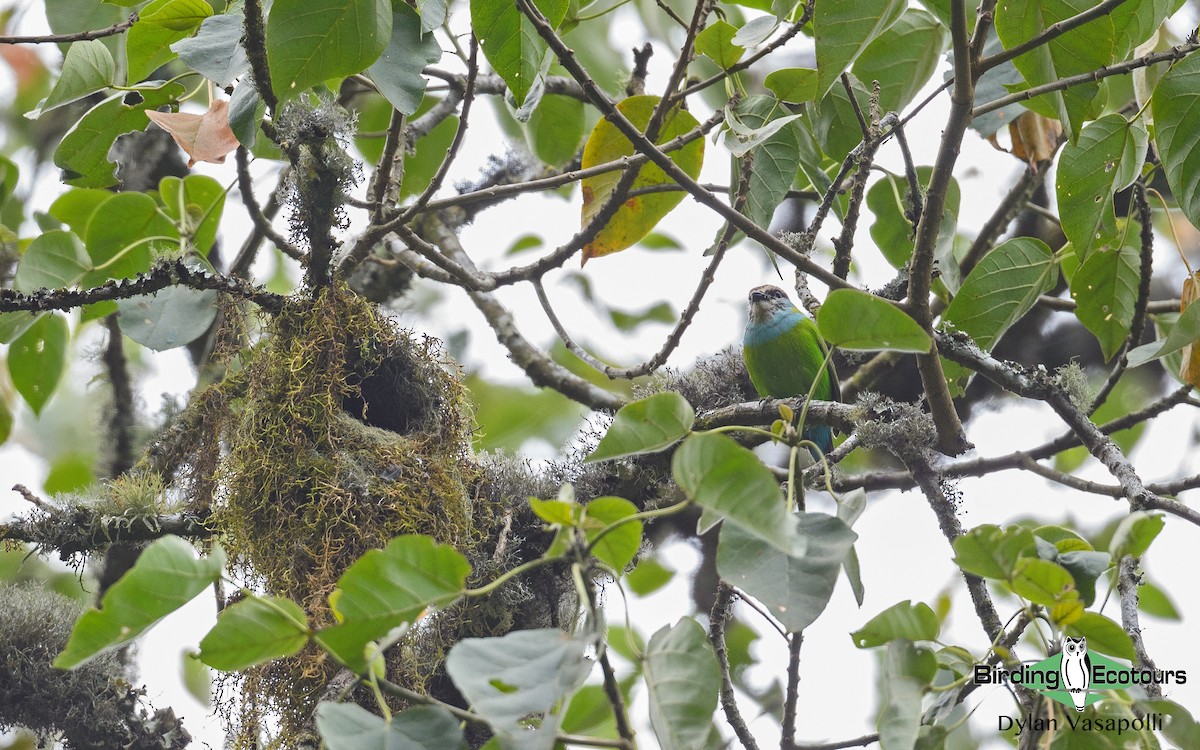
803 425 833 458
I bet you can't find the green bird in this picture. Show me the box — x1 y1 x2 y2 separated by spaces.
742 284 839 454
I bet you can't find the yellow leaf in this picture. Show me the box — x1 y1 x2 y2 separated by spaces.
1181 273 1200 387
579 95 704 264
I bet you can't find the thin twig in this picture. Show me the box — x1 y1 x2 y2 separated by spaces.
101 315 136 477
977 0 1134 74
0 14 137 44
710 584 761 750
241 0 278 116
532 156 749 380
235 147 304 261
401 35 480 222
906 0 975 455
515 0 851 291
0 259 285 314
973 42 1200 118
1089 181 1154 413
1117 556 1163 700
780 634 804 749
368 110 406 224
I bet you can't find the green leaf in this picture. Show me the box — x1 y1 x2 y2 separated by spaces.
723 105 803 159
1011 557 1076 607
878 641 936 750
672 432 791 550
817 288 932 352
0 396 12 446
267 0 392 101
199 595 309 671
415 0 449 32
1137 579 1179 619
0 312 44 346
580 95 704 262
525 94 584 167
1151 50 1200 230
316 535 470 673
368 5 442 116
764 67 819 103
626 556 675 596
941 237 1057 393
47 0 123 51
1055 550 1110 606
13 230 90 291
867 166 959 271
813 0 905 98
466 374 585 452
583 496 642 572
530 497 577 526
126 0 213 82
952 524 1035 579
717 512 857 632
181 652 211 706
116 283 220 351
852 8 948 113
171 11 249 86
1140 700 1200 747
44 453 96 494
696 20 745 69
160 174 226 255
1127 297 1200 367
586 392 694 462
1109 511 1164 558
970 30 1028 138
316 703 465 750
561 684 618 738
994 0 1114 139
49 188 119 238
1110 0 1174 60
644 619 720 750
32 39 115 117
54 83 186 188
8 313 69 416
55 536 226 668
943 237 1058 349
0 156 17 205
733 95 803 230
84 192 179 285
1070 229 1141 361
851 600 939 648
1066 611 1134 660
471 0 568 107
446 629 593 750
609 300 675 331
1056 114 1148 260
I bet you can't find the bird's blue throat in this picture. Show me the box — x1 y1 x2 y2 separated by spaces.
744 309 806 347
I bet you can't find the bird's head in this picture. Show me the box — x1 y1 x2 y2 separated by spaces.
747 284 797 324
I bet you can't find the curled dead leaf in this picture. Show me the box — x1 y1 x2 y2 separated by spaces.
146 99 240 167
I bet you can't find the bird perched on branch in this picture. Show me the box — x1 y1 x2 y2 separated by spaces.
743 284 840 455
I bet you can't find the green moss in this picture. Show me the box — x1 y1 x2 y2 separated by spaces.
140 285 483 746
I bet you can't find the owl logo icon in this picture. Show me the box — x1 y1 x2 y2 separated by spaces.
1060 636 1092 712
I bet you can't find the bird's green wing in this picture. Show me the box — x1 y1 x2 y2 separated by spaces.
744 316 835 401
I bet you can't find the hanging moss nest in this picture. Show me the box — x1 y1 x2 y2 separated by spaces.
163 285 484 745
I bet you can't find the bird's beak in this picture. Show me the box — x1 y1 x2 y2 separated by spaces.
749 289 767 303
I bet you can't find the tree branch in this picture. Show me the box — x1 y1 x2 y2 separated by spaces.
973 42 1200 118
906 0 974 455
0 15 137 44
0 259 286 315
